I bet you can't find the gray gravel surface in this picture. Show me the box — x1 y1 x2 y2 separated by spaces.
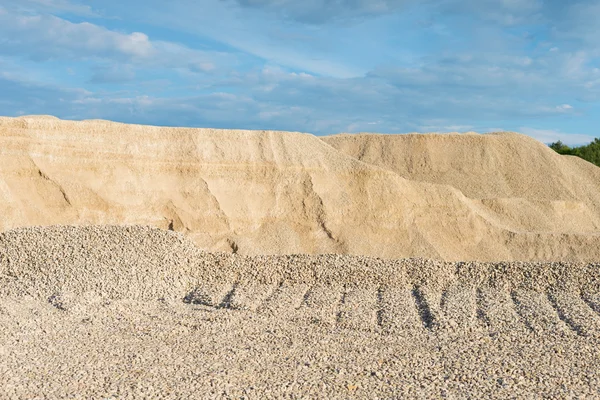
1 226 599 399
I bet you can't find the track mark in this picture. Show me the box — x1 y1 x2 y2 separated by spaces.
438 284 477 333
227 284 277 311
511 289 572 336
376 287 384 328
582 292 600 317
183 283 234 307
379 286 426 335
296 284 343 326
337 286 378 331
48 293 68 311
509 290 535 333
257 282 309 316
548 290 600 338
475 288 488 328
179 283 597 339
217 284 237 308
478 288 526 334
411 286 436 330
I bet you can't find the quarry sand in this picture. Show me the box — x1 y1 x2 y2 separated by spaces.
1 115 600 261
1 116 600 398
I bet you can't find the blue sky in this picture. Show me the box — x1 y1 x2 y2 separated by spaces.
1 0 599 144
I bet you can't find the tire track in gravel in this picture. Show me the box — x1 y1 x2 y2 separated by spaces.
547 290 600 338
179 282 600 339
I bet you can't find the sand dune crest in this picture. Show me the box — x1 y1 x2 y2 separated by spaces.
1 116 599 261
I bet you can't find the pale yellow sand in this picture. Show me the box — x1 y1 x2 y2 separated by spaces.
0 115 599 261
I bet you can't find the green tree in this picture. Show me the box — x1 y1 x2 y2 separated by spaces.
549 141 572 155
549 138 600 167
573 138 600 167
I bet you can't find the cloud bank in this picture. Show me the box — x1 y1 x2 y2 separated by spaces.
0 0 598 145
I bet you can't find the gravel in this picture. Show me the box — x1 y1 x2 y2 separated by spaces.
1 225 599 398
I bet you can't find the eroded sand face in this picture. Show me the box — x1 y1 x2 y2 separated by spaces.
1 226 599 398
1 115 599 261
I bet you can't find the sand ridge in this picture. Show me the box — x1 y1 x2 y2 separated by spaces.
1 115 599 261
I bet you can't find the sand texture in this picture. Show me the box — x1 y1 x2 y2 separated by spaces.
1 115 599 261
0 226 599 398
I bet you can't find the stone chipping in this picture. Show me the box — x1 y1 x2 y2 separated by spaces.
1 225 599 398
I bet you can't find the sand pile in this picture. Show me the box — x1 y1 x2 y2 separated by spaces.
1 225 599 398
1 115 599 261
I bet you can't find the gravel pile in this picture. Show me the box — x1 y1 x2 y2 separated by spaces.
1 225 599 398
1 225 598 299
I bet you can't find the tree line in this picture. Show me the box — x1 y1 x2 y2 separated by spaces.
549 138 600 167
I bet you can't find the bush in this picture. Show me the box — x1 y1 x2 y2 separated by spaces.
549 138 600 167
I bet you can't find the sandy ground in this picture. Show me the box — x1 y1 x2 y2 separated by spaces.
1 226 599 398
1 294 600 399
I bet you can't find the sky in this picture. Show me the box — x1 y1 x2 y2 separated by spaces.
0 0 599 145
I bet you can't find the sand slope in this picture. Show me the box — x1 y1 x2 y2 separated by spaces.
324 132 600 233
1 115 599 261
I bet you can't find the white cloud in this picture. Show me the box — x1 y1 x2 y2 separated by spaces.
519 127 596 146
89 64 136 84
137 0 367 78
1 66 599 140
233 0 546 26
233 0 411 24
369 53 550 90
369 48 600 105
0 0 98 17
0 9 230 73
0 12 153 60
1 0 600 137
557 104 573 111
550 1 600 49
434 0 544 26
114 32 154 58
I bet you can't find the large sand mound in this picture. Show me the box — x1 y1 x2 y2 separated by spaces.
1 116 599 261
324 132 600 233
